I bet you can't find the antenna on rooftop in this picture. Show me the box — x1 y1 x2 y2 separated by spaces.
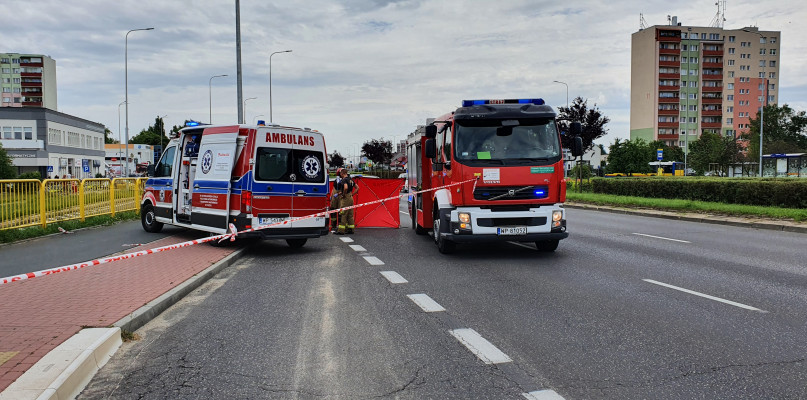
710 0 727 28
640 13 648 30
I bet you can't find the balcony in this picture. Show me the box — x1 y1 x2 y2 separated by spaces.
658 133 678 140
703 50 723 56
702 86 723 92
658 73 680 80
22 101 43 107
702 74 723 80
701 122 722 129
659 60 679 67
20 81 42 87
658 85 680 91
703 62 723 68
20 72 42 77
658 121 679 128
702 109 722 116
658 108 679 115
659 48 680 55
19 62 43 67
658 96 680 103
702 97 722 104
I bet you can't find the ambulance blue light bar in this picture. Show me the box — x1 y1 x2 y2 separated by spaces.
185 121 201 127
462 98 545 107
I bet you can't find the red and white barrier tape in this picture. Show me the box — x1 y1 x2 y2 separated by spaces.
1 177 478 285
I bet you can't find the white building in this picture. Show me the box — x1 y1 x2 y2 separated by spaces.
0 107 106 178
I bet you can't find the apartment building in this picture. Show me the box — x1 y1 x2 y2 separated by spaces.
630 19 780 151
0 53 57 110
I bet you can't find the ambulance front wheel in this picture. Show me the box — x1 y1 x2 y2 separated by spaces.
286 238 307 249
141 203 164 233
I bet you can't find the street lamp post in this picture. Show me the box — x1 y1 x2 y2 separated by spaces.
209 74 228 124
553 80 569 109
253 114 265 124
243 97 257 123
117 100 126 176
125 27 154 177
269 50 292 123
743 29 766 177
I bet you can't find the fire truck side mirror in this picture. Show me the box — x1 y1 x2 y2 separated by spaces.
571 136 584 157
425 125 437 139
570 122 582 136
425 138 436 159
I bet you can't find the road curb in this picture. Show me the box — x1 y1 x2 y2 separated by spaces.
113 245 249 333
0 328 121 400
565 204 807 234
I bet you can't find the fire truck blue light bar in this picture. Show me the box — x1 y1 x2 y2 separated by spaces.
461 99 545 107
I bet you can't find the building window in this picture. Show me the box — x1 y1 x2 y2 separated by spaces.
2 127 11 139
690 57 698 63
1 88 9 93
728 60 734 66
728 48 735 54
727 83 734 90
0 58 8 63
770 37 777 44
23 127 33 140
727 95 734 100
701 33 707 40
1 68 9 73
769 60 776 67
729 36 735 42
769 95 775 102
770 49 776 55
759 48 766 55
769 72 776 78
760 37 767 44
11 59 19 64
769 83 775 90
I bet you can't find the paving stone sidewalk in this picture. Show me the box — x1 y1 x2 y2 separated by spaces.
0 233 238 392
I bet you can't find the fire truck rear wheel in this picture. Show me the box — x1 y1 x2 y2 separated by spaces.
141 203 163 233
433 211 455 254
535 239 559 252
286 238 307 249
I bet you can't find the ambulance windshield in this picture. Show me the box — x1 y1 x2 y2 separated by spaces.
453 118 561 165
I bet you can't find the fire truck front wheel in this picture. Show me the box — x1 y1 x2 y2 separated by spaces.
141 203 163 233
433 208 456 254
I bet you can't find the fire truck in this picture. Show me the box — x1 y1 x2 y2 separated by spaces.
141 122 330 248
407 98 582 253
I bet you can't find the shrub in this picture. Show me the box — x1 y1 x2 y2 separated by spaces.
18 171 41 180
591 177 807 209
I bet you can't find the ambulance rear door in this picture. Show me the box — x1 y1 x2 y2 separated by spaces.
190 127 239 233
290 131 328 228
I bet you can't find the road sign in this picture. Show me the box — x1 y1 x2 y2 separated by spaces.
82 159 90 173
47 166 53 172
657 149 663 161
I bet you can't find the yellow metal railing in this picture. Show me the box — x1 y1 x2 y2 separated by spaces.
0 178 147 231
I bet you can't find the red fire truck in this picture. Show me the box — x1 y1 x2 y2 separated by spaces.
407 98 582 253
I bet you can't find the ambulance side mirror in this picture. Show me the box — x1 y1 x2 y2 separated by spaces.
425 138 436 159
147 164 155 177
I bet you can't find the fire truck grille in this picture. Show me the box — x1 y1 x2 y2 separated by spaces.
476 217 547 227
473 186 548 201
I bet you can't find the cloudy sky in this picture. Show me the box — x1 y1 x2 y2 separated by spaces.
1 0 805 157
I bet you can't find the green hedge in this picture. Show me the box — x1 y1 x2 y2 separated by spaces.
591 177 807 209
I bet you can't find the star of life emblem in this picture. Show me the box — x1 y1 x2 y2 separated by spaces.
201 150 213 174
302 155 320 179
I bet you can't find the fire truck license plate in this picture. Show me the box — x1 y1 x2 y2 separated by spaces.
497 226 527 235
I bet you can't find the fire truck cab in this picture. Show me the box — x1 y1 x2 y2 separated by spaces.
141 123 330 248
408 98 582 253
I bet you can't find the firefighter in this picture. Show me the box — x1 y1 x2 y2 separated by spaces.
336 168 356 234
330 168 343 232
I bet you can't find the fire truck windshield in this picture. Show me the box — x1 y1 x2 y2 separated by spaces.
453 118 561 165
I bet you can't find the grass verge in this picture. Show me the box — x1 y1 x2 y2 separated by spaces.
567 192 807 222
0 211 140 244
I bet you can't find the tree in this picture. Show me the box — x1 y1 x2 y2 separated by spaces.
745 104 807 160
361 139 392 167
104 128 118 144
605 138 654 175
0 143 16 179
556 97 610 152
688 132 732 175
329 151 345 169
130 116 169 147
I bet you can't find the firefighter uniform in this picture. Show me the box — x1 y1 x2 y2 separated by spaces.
330 171 342 231
337 175 356 234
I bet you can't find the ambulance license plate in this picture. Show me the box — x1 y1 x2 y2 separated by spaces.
497 226 527 235
259 215 290 226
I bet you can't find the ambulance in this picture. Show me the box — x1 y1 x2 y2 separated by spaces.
140 122 330 248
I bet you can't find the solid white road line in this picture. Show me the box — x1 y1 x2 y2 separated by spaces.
643 279 764 312
339 237 354 243
523 389 566 400
363 256 385 266
349 244 367 252
632 232 691 243
406 293 446 312
380 271 408 284
449 328 512 364
508 241 536 250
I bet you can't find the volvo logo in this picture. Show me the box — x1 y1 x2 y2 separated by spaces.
508 189 516 196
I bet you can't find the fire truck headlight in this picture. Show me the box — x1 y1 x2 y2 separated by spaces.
552 210 563 222
458 212 471 224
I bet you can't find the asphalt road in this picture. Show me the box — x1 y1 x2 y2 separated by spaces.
0 221 186 278
80 199 807 399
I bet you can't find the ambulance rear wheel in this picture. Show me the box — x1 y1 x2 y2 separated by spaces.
286 238 307 249
141 204 163 233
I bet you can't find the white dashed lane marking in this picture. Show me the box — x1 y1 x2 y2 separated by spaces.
522 389 566 400
406 294 446 312
632 232 691 243
449 328 512 364
379 271 408 284
508 241 536 250
362 256 385 266
643 279 765 312
349 244 367 252
339 237 354 243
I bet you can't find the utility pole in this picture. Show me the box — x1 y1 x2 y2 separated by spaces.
235 0 244 124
